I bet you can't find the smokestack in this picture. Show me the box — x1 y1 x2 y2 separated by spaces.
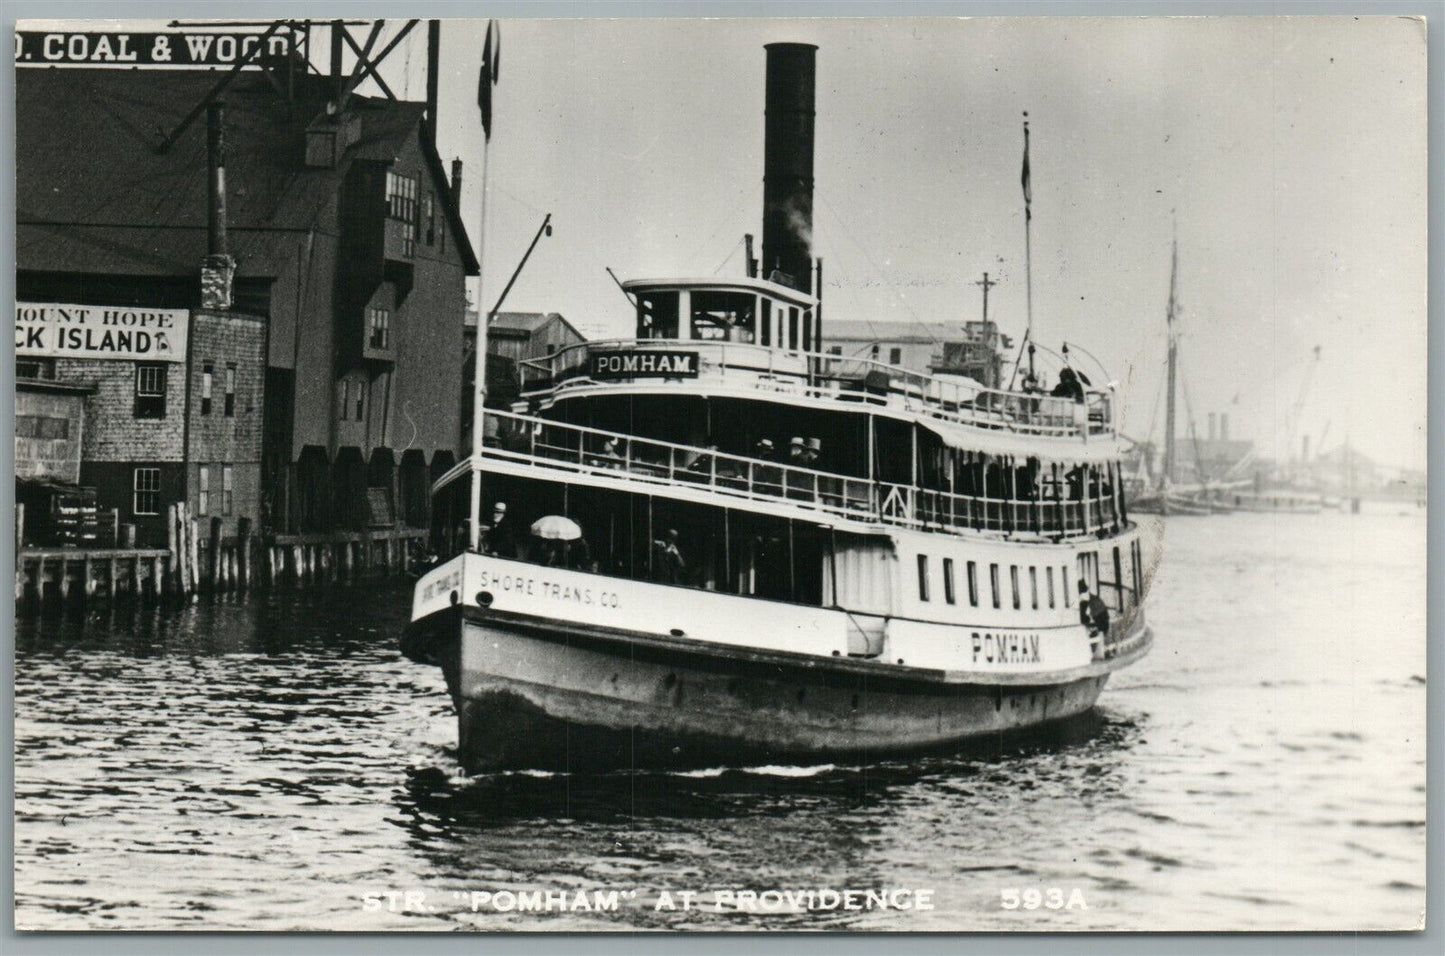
451 158 464 207
425 20 441 147
201 101 235 310
762 43 817 295
1208 412 1217 441
1221 413 1230 442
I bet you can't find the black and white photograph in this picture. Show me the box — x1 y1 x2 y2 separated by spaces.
9 10 1429 934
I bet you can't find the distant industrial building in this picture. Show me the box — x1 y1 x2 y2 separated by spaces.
16 62 477 545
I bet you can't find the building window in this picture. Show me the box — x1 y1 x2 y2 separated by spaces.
355 380 365 421
198 465 210 516
224 364 236 417
16 357 55 380
967 560 978 607
201 363 213 415
134 363 167 418
1011 566 1021 609
423 193 436 245
870 344 880 359
223 464 234 516
339 380 350 421
990 563 1000 609
916 554 930 602
889 346 902 365
133 467 160 516
15 415 69 439
387 171 419 257
827 345 842 356
369 307 391 349
942 557 956 605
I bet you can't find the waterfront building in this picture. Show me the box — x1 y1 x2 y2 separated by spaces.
15 65 477 543
823 319 1009 387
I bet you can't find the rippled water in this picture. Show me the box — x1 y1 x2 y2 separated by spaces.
13 509 1426 931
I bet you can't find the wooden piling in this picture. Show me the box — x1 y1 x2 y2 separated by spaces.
237 518 253 590
16 503 24 552
58 559 70 602
83 555 96 599
151 556 163 598
166 504 179 594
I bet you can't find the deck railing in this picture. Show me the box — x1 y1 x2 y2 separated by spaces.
518 339 1114 440
465 410 1124 541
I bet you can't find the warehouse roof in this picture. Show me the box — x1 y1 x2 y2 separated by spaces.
16 68 477 278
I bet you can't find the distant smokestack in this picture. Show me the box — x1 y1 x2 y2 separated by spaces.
451 158 464 206
201 100 235 311
425 20 441 147
1208 412 1217 441
762 43 817 295
1221 413 1230 442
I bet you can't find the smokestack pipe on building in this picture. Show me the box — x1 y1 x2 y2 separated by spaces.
207 101 228 258
425 20 441 148
201 100 235 311
451 159 464 207
762 43 817 296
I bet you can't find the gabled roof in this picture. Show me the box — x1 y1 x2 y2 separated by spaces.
16 68 477 278
488 311 585 343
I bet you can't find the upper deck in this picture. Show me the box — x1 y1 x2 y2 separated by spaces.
517 277 1113 443
520 337 1115 443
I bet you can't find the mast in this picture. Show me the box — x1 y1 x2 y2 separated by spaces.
1162 227 1179 488
469 20 500 551
1021 113 1035 379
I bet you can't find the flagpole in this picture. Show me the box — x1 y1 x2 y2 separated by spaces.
468 22 497 553
468 142 492 552
1022 111 1035 381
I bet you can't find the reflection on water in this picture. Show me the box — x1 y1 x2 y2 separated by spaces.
14 512 1426 931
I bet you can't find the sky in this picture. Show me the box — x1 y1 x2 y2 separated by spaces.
23 16 1429 470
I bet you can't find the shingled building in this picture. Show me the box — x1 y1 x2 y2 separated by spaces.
16 66 477 544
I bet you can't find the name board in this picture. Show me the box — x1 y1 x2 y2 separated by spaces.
15 303 189 363
589 350 699 380
14 31 293 67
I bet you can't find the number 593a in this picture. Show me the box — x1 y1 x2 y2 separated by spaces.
1000 887 1087 911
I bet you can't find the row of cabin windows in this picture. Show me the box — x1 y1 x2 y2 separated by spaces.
637 290 813 350
916 554 1074 612
917 545 1147 612
384 171 446 258
824 345 904 364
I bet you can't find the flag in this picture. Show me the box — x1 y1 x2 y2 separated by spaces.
1020 115 1032 214
478 20 500 141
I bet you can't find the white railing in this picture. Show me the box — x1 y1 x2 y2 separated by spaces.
518 339 1114 441
460 410 1125 541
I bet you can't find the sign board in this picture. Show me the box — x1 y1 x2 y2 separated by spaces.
14 30 294 67
589 350 699 380
15 303 189 363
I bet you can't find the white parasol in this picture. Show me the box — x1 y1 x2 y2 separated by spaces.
530 515 582 541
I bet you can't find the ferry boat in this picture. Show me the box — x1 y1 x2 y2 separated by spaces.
403 43 1153 772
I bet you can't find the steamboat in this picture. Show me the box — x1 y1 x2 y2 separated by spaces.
404 43 1153 772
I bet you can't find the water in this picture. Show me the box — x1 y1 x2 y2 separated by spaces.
13 509 1426 931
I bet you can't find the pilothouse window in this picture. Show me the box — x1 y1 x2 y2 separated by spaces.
690 291 756 343
636 291 680 339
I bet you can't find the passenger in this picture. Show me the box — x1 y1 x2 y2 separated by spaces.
652 528 686 584
567 536 596 572
1051 367 1086 404
483 502 518 558
686 443 718 480
804 437 822 467
753 438 782 496
787 436 808 465
1078 580 1111 637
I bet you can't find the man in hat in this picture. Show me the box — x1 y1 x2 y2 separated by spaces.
483 501 517 558
785 437 810 499
1078 579 1111 652
803 437 822 467
753 438 781 497
652 528 686 584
